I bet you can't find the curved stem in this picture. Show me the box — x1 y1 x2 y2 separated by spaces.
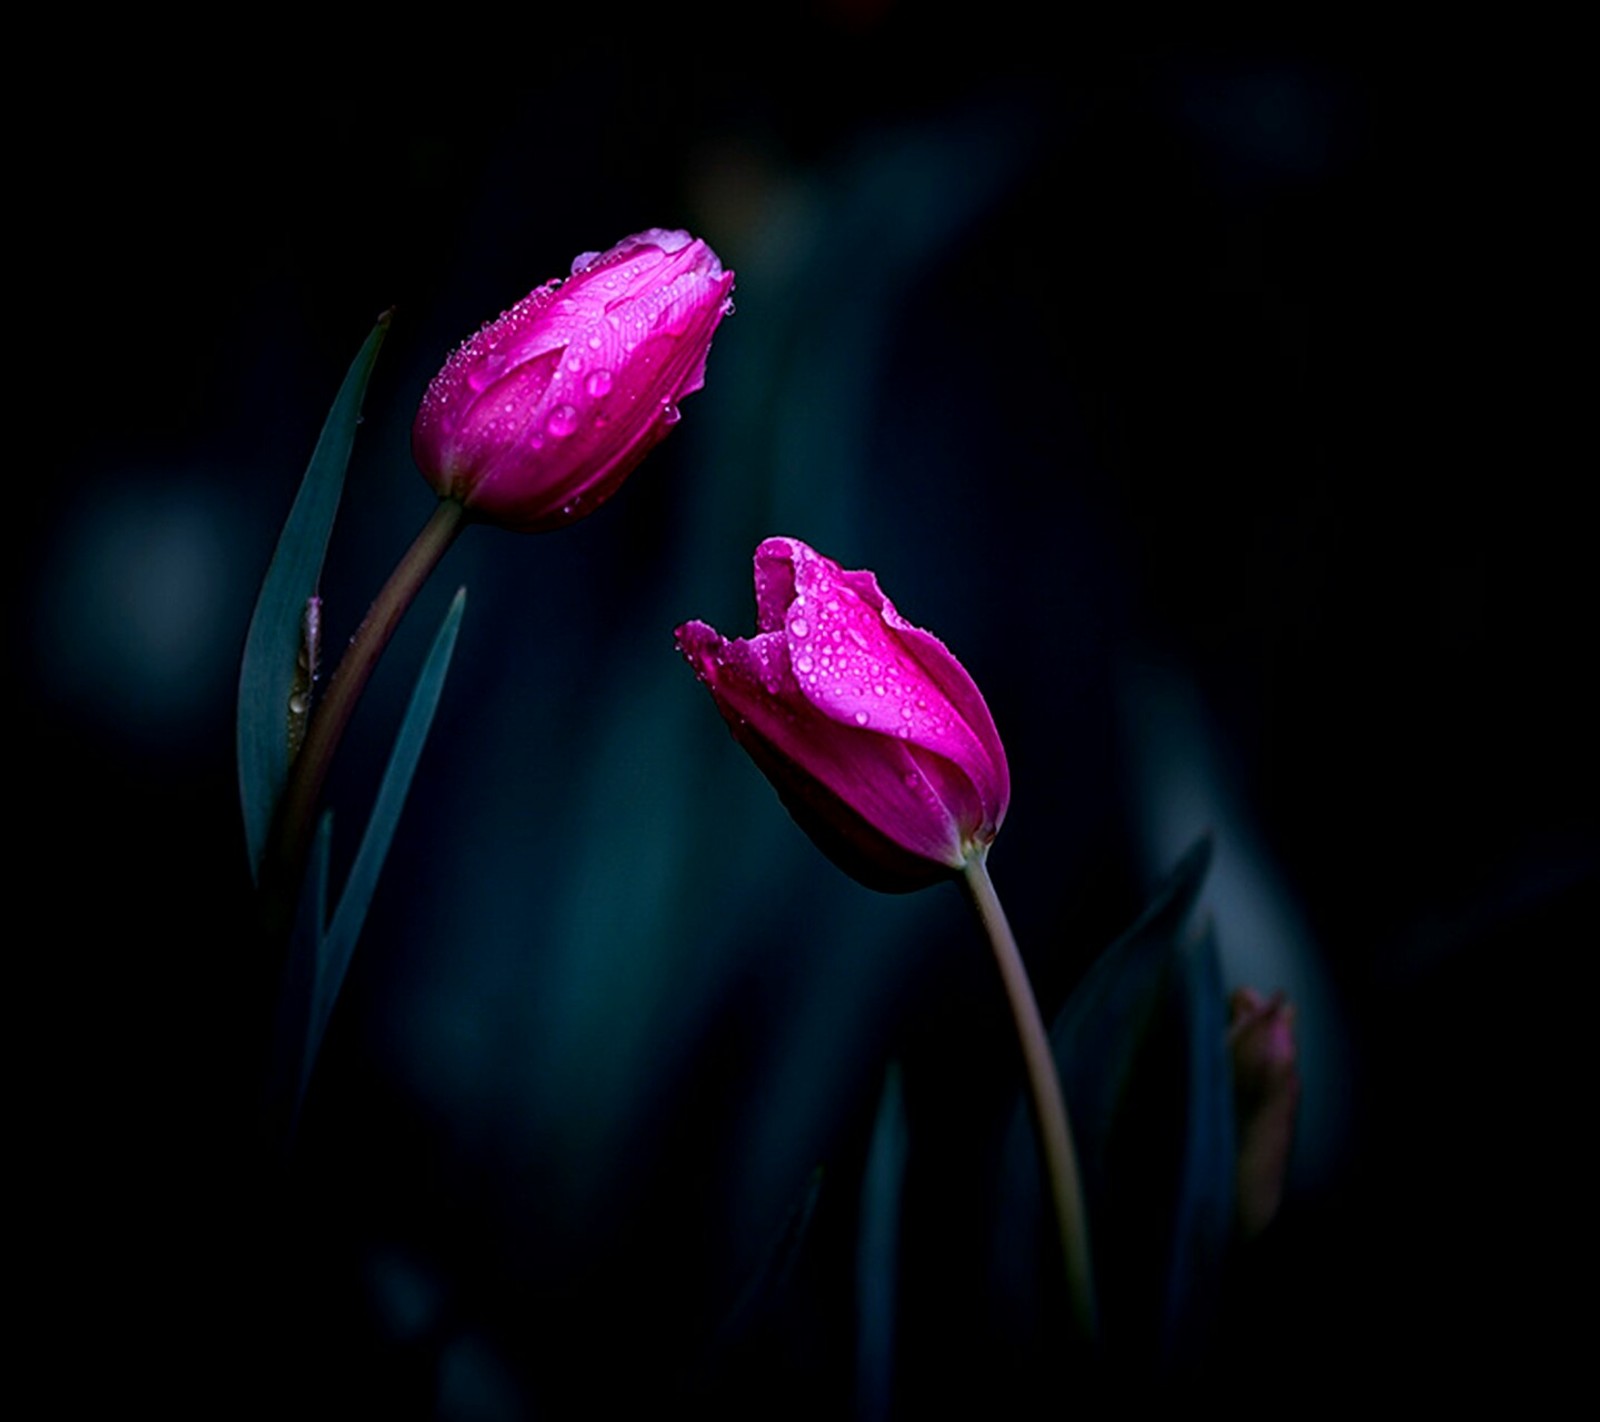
961 852 1097 1343
261 496 469 924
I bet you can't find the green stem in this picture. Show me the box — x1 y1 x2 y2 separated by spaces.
961 852 1097 1342
261 496 469 923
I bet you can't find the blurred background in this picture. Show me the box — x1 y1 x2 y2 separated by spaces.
21 13 1590 1414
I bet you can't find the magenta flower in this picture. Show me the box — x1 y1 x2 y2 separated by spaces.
677 537 1010 891
412 228 735 532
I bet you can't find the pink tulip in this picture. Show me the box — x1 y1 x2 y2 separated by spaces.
677 537 1010 891
412 229 734 532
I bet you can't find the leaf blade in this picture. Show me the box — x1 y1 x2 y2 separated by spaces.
1161 916 1237 1366
237 314 391 881
856 1060 907 1422
302 586 467 1095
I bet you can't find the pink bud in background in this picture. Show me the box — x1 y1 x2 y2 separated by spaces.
413 229 734 532
1229 987 1302 1240
677 537 1010 892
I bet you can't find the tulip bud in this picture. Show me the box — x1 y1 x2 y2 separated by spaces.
412 229 734 532
677 537 1010 892
1228 987 1301 1240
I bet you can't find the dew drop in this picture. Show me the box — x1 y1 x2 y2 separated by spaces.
585 369 613 397
854 710 870 726
796 654 813 673
789 618 809 638
546 404 578 438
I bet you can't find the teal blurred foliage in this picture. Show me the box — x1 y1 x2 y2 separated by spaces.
26 17 1594 1415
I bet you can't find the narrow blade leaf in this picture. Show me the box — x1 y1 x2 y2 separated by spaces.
237 314 391 881
993 836 1214 1340
856 1061 907 1422
262 809 332 1153
302 587 467 1096
701 1164 825 1370
1161 917 1236 1366
1052 834 1213 1157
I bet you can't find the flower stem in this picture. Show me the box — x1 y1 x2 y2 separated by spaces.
261 496 469 927
961 853 1097 1343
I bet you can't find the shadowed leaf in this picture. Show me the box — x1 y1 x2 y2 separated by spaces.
857 1061 907 1422
1053 834 1214 1154
237 314 390 881
994 836 1214 1355
701 1164 825 1373
300 586 467 1104
1161 916 1236 1365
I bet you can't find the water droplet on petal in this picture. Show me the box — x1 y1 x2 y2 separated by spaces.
790 618 809 638
585 369 613 397
546 404 578 438
854 710 870 726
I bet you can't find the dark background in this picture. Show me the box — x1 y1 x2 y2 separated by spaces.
23 15 1590 1414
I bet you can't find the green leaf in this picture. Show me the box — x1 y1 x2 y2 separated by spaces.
1160 917 1236 1367
992 837 1214 1348
300 587 467 1101
261 809 332 1152
701 1164 825 1369
237 314 391 882
856 1060 907 1422
1052 834 1213 1156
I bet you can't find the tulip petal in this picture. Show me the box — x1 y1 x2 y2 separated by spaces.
677 538 1011 891
754 538 1008 845
677 620 969 875
412 229 733 533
